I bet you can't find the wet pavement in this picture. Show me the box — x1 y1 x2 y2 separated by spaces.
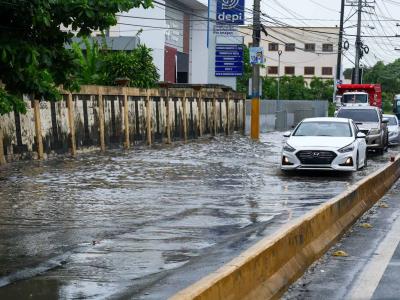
0 133 396 299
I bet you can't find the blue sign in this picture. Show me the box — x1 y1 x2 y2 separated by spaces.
216 0 245 25
215 44 243 77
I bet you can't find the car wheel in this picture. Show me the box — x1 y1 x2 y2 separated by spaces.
356 152 360 170
364 150 368 168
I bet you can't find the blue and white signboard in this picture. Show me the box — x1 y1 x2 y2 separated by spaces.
216 0 245 25
215 44 244 76
250 47 264 65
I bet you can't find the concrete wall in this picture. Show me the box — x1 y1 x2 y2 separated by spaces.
0 86 245 163
245 99 328 133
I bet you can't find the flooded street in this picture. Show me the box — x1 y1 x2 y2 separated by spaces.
0 133 396 299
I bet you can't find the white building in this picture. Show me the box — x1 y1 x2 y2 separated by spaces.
110 0 210 84
241 26 340 82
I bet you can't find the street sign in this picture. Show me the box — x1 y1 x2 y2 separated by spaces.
215 44 243 77
250 47 264 65
216 0 245 25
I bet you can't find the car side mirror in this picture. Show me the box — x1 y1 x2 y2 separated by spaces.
357 132 366 139
283 131 291 138
382 118 389 123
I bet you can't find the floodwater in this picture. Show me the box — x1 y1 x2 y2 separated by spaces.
0 133 395 299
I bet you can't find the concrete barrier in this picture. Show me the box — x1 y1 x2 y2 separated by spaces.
171 156 400 300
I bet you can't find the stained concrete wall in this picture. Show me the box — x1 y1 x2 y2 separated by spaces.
0 86 245 163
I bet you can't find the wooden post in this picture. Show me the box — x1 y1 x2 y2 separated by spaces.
33 99 44 159
165 89 171 144
182 91 188 142
226 92 230 136
98 92 106 152
0 129 6 165
123 89 130 150
213 90 217 136
66 94 76 157
146 89 152 146
197 91 203 137
242 97 246 134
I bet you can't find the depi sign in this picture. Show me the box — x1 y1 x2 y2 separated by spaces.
216 0 245 25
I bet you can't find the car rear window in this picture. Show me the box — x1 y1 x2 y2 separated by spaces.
293 121 352 137
337 109 379 123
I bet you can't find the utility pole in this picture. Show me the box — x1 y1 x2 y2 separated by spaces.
336 0 345 82
354 0 362 84
250 0 261 140
277 50 282 101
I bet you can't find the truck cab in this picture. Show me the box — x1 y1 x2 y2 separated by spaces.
341 92 369 107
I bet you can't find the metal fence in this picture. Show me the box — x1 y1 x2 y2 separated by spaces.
245 99 329 133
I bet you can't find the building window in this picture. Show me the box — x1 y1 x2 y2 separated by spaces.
304 43 315 52
285 66 295 75
285 43 295 52
304 67 315 75
269 43 279 51
322 67 333 76
322 44 334 52
268 66 278 74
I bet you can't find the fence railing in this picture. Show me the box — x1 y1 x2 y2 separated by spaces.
0 85 246 163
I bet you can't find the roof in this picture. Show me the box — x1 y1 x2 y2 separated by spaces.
302 117 349 123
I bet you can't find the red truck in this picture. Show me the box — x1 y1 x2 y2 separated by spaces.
336 84 382 109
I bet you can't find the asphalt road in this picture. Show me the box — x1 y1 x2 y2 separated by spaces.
0 133 396 299
284 177 400 300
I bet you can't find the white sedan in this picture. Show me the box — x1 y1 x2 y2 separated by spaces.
383 114 400 145
281 117 367 171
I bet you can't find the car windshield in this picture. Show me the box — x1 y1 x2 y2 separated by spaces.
342 94 368 104
387 116 398 126
293 121 352 137
337 109 379 123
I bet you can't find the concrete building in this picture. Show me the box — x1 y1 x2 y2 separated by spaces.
241 26 340 82
110 0 209 84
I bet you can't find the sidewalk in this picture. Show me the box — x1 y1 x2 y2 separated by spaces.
284 180 400 300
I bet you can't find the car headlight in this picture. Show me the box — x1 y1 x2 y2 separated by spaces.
369 129 380 135
389 131 396 137
283 143 296 152
338 143 354 153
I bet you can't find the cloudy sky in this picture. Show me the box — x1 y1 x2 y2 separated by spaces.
252 0 400 68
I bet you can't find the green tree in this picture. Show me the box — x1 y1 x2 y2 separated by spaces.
0 0 152 115
236 46 252 96
100 45 159 88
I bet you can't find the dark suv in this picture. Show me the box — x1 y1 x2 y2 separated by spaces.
336 106 388 153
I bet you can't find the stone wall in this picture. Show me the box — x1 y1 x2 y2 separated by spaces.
0 85 246 163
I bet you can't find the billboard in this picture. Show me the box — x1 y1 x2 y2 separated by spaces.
216 0 245 25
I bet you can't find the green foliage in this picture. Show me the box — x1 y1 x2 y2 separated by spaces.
100 45 159 88
262 76 334 101
236 46 252 96
72 38 103 85
0 0 152 115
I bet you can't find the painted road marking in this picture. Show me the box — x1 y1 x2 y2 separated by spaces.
347 214 400 300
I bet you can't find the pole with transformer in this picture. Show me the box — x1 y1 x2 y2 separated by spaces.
336 0 345 82
250 0 261 140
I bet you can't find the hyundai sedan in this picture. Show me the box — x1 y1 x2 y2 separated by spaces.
281 117 367 171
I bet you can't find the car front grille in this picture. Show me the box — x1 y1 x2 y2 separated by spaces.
296 150 337 165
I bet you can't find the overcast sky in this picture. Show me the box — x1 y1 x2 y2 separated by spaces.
262 0 400 68
201 0 400 68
